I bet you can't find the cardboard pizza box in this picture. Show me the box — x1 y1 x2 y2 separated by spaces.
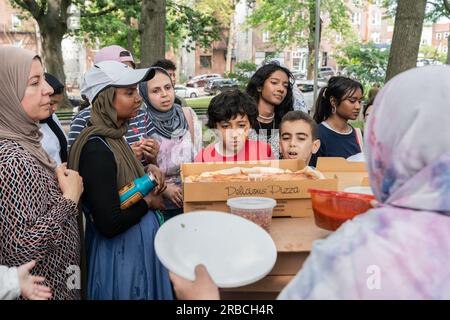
182 159 337 218
316 157 370 191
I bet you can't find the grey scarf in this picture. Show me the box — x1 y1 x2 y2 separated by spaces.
138 71 188 139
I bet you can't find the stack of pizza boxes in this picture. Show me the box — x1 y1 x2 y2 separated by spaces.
316 157 370 191
181 159 339 218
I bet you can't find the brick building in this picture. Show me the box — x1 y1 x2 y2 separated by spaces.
432 23 450 55
0 0 39 52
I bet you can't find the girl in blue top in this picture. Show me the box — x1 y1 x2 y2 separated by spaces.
310 76 364 166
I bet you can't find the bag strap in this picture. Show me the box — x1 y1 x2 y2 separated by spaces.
354 127 364 153
182 107 195 145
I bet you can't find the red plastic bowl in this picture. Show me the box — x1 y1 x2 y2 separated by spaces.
308 188 375 231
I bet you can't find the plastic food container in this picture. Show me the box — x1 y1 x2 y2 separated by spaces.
227 197 277 233
308 188 375 231
343 186 374 195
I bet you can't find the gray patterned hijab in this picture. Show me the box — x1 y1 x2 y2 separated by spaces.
138 68 188 139
0 46 56 171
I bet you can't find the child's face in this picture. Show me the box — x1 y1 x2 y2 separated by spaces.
216 114 250 154
280 120 320 165
146 72 175 111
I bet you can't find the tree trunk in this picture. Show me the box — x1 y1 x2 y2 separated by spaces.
225 1 237 73
306 1 316 80
36 0 70 107
225 15 235 73
39 26 66 85
139 0 166 67
126 15 134 56
11 0 73 107
34 0 69 86
385 0 427 82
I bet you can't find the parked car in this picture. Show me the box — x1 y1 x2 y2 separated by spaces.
292 71 306 81
174 85 201 98
296 79 327 111
186 73 221 88
319 66 336 79
417 59 443 67
204 78 239 95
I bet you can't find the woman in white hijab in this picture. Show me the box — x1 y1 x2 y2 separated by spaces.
169 65 450 299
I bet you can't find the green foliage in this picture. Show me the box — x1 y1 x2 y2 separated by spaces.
382 0 450 21
349 120 364 129
71 0 220 60
335 42 390 88
245 0 352 50
72 0 139 52
419 45 446 63
196 0 237 28
166 1 221 52
425 0 450 22
224 60 257 89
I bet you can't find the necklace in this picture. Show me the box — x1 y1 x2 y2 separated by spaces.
257 118 276 132
325 120 352 134
258 113 275 121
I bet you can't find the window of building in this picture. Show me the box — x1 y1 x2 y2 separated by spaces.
371 32 381 44
374 0 382 6
13 40 23 47
336 32 342 43
443 46 448 53
436 33 442 40
445 32 449 39
200 55 212 69
262 31 270 43
322 52 328 66
352 0 362 5
11 14 21 31
352 12 361 25
372 12 381 25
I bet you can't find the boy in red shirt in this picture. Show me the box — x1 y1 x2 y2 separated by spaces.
195 90 274 162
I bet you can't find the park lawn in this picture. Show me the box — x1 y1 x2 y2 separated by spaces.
350 120 364 129
186 96 212 109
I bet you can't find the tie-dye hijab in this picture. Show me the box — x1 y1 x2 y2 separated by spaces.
279 66 450 299
365 66 450 212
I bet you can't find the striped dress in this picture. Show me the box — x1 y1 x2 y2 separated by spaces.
0 139 80 300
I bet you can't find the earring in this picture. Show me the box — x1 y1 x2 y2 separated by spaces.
332 106 337 114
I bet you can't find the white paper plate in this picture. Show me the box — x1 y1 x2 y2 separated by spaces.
344 186 374 195
154 211 277 288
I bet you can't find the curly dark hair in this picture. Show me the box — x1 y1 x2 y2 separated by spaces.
206 89 258 129
245 63 294 123
151 59 176 71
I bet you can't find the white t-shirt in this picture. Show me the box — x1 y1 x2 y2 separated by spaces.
39 113 68 165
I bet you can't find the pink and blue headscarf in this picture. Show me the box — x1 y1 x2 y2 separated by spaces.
279 66 450 299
